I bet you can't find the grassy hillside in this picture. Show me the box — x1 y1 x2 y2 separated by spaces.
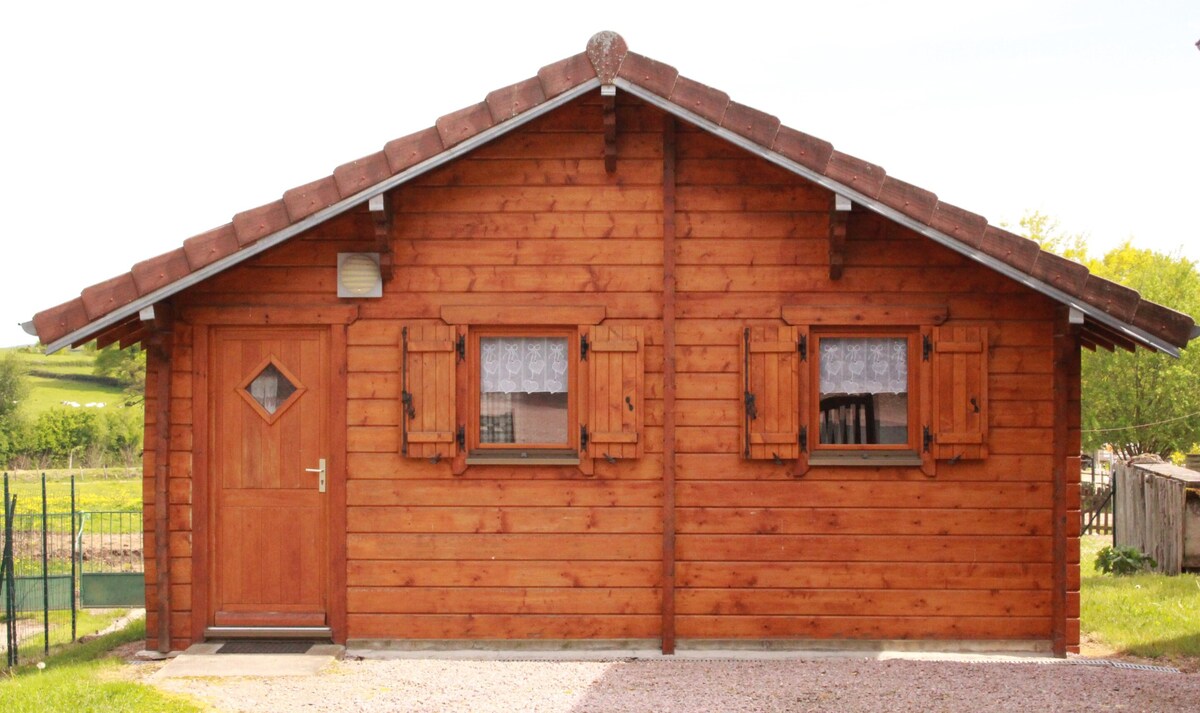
4 345 136 416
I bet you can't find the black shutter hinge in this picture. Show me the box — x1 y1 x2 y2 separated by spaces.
456 425 465 451
580 333 590 361
456 333 466 362
580 425 590 452
798 335 808 361
923 425 934 452
922 334 933 361
401 390 416 420
799 426 808 453
744 391 758 420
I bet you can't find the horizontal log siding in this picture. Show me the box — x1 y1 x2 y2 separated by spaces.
154 94 1074 648
671 125 1060 643
347 97 664 639
143 322 196 648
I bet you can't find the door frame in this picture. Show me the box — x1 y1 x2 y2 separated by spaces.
187 305 355 644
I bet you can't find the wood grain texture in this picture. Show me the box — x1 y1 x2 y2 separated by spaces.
158 92 1069 647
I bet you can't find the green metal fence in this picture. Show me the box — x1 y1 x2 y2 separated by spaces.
2 473 143 668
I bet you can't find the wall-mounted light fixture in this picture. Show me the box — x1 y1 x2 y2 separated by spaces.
337 252 383 298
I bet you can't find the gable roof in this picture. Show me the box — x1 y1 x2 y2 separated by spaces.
29 31 1197 356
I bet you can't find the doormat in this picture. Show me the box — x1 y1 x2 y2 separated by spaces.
216 640 316 655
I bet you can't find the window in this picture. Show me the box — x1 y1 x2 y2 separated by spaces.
399 317 645 473
743 315 989 476
814 332 917 451
472 330 577 453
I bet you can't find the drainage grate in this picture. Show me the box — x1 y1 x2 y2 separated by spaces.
1107 661 1180 673
216 640 316 655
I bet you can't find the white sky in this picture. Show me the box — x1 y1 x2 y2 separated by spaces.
2 1 1198 348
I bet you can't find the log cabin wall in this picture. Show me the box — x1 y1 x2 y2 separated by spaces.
142 92 1079 653
672 124 1068 647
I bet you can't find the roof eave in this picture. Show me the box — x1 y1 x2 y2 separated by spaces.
39 78 603 354
614 79 1182 357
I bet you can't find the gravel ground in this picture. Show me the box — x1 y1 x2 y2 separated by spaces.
143 657 1200 712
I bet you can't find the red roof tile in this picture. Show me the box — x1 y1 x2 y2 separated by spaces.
824 151 887 199
1080 275 1141 323
668 77 729 125
383 127 445 174
537 52 597 98
772 126 833 174
29 31 1194 353
1029 251 1090 295
878 177 938 225
617 51 678 97
435 102 495 149
721 102 780 148
486 77 547 122
929 202 987 246
332 152 392 198
979 226 1041 273
131 248 191 296
1132 300 1195 348
283 176 342 222
81 274 139 321
33 298 89 343
182 224 239 270
232 200 290 246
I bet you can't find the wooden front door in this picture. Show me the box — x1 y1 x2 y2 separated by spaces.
210 326 330 629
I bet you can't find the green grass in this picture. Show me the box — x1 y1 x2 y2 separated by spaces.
2 346 137 417
1 618 203 713
3 471 141 520
11 609 131 661
1081 534 1200 659
22 376 130 416
7 348 95 375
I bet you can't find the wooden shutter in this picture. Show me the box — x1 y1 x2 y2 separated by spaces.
931 325 989 460
401 323 458 460
586 325 644 460
742 325 803 464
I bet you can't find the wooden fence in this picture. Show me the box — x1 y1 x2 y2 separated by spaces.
1081 457 1114 535
1114 459 1200 574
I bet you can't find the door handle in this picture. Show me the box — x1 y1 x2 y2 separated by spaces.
305 458 327 493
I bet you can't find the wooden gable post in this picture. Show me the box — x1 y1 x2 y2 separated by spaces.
828 195 851 280
368 194 394 282
602 85 618 173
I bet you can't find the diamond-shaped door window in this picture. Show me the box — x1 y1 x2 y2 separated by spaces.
238 357 306 424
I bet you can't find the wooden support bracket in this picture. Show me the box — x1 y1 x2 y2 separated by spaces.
602 85 618 174
368 193 394 281
829 194 851 280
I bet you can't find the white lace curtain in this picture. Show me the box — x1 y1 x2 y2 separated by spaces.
819 337 908 395
481 337 569 394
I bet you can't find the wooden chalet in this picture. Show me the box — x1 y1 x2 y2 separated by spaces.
28 32 1197 656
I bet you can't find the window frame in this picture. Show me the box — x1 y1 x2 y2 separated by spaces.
466 325 580 457
808 327 921 458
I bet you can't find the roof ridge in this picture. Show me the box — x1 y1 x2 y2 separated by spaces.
30 31 1195 353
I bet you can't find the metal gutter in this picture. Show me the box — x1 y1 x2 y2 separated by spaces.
41 78 603 354
615 79 1181 358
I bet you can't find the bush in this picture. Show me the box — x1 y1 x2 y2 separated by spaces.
1095 545 1158 575
3 406 144 469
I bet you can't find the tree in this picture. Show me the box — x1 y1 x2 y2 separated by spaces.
0 353 30 464
1079 243 1200 458
1013 210 1091 264
1015 211 1200 458
94 344 146 405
